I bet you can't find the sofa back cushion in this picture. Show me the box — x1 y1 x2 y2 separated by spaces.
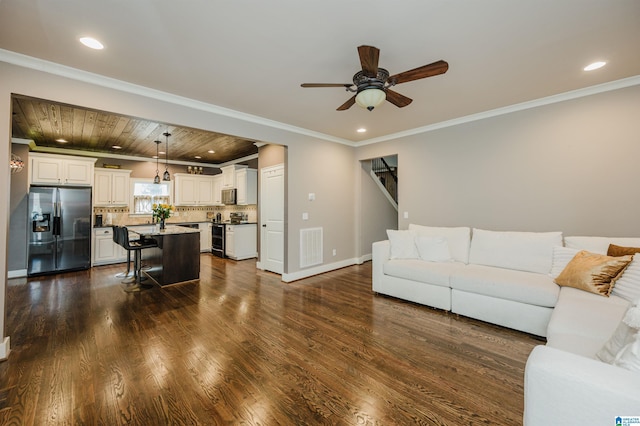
408 224 471 263
564 236 640 254
469 228 563 274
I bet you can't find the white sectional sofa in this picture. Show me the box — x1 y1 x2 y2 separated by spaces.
373 225 562 336
372 226 640 425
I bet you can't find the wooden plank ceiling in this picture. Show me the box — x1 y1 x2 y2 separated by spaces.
11 94 259 164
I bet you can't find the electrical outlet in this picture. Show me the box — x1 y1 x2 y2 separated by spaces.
332 249 337 256
302 212 309 220
403 211 409 219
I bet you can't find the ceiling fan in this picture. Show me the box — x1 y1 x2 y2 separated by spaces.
301 45 449 111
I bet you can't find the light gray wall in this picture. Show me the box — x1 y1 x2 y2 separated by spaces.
358 159 397 258
9 143 29 271
0 60 357 277
356 84 640 237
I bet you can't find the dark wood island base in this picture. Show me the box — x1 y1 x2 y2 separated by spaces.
140 225 201 286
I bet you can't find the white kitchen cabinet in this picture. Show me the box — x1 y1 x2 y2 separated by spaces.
94 169 131 206
225 223 257 260
30 152 96 186
174 173 215 206
93 227 126 265
212 175 223 205
220 164 247 189
236 168 257 205
199 222 212 252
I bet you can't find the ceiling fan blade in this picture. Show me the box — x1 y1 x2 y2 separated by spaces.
388 60 449 85
358 45 380 77
301 83 352 88
385 89 413 108
337 95 356 111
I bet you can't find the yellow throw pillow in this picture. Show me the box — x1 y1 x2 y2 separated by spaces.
608 244 640 257
555 250 633 296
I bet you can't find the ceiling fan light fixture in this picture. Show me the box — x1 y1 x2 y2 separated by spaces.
356 88 386 111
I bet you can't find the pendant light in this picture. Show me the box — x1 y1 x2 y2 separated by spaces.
153 140 162 184
162 129 171 181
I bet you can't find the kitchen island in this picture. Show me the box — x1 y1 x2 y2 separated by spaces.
138 225 200 286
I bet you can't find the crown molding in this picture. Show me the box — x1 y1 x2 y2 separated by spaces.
358 75 640 146
0 49 352 147
3 49 638 149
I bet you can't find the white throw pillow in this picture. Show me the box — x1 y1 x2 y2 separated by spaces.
613 331 640 372
469 228 563 274
596 320 635 363
597 302 640 365
415 236 452 262
549 246 580 278
386 229 419 260
612 255 640 302
408 224 471 263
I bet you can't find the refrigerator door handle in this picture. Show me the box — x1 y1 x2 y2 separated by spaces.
52 188 61 236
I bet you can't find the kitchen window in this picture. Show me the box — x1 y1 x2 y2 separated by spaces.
130 179 172 215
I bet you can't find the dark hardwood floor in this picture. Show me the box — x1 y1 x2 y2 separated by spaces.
0 256 541 425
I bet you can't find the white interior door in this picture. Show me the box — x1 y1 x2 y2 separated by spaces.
260 164 284 274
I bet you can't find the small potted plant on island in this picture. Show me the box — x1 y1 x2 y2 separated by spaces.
152 203 173 230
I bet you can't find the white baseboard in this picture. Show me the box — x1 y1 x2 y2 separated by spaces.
256 261 264 270
282 257 359 283
0 336 10 361
358 253 372 264
8 269 27 279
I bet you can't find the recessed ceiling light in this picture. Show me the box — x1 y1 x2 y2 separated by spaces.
584 61 606 71
195 156 202 159
112 145 122 150
208 150 215 154
56 138 68 143
79 37 104 50
357 128 367 133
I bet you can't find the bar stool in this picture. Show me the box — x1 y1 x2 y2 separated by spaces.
120 226 158 292
112 226 133 279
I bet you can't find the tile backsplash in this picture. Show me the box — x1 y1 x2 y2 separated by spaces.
94 205 257 226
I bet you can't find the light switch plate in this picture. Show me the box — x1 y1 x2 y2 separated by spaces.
308 193 316 201
302 212 309 220
403 211 409 219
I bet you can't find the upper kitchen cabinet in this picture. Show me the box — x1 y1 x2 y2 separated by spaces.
94 169 131 206
174 173 215 206
220 165 241 189
220 165 257 205
30 152 96 186
213 175 223 205
236 168 257 205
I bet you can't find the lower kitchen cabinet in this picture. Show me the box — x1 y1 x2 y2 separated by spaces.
93 227 126 265
225 224 257 260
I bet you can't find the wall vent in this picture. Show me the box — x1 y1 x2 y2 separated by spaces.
300 227 323 268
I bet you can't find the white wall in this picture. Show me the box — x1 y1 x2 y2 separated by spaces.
356 84 640 237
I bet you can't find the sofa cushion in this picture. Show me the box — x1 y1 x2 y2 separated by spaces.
386 229 419 259
564 236 640 254
469 228 563 274
554 250 632 297
546 287 629 358
415 236 452 262
408 224 471 263
383 259 464 287
449 264 559 307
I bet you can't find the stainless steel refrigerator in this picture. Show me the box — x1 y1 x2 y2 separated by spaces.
27 186 92 276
